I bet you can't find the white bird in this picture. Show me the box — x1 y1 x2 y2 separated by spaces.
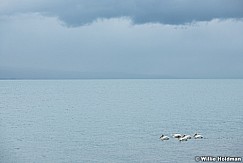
178 135 188 141
172 133 182 138
178 135 187 142
194 133 203 139
184 135 192 139
160 135 169 140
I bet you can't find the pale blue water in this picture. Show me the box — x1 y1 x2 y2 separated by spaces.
0 79 243 163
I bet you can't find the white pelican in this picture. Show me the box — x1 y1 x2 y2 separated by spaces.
172 133 182 138
184 135 192 139
160 135 169 140
178 135 188 141
194 133 203 139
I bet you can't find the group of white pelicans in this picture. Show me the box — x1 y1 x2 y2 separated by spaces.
160 133 203 141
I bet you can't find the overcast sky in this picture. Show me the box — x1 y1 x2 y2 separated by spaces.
0 0 243 78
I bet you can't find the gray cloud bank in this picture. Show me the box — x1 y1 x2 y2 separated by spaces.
1 0 243 26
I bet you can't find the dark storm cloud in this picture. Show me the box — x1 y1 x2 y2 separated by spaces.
1 0 243 79
1 0 243 26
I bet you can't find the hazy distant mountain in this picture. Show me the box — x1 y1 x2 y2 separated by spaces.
1 67 242 79
0 67 176 79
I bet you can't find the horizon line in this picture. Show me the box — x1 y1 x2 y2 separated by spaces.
0 77 242 80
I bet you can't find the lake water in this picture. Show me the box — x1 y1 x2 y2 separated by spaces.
0 79 243 163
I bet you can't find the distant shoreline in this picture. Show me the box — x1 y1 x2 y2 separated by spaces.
0 78 242 80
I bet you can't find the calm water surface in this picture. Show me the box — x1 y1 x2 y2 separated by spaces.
0 79 243 163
